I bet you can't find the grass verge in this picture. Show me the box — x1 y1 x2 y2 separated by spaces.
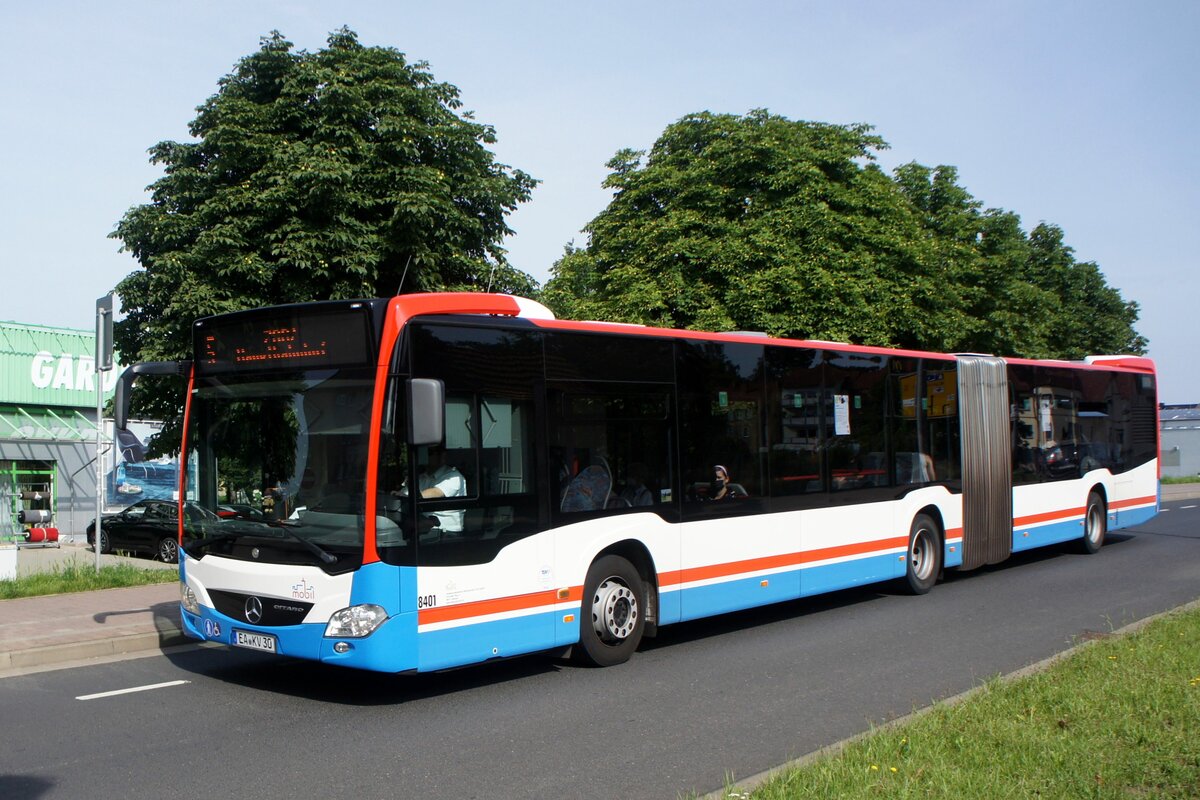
0 559 177 600
1161 475 1200 485
724 604 1200 800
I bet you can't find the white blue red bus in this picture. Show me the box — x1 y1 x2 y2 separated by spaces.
114 293 1160 672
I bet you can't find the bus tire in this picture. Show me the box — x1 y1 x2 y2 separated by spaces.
1078 492 1106 554
575 555 646 667
905 513 941 595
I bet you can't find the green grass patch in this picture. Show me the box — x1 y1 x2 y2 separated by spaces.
0 558 177 599
726 605 1200 800
1161 475 1200 485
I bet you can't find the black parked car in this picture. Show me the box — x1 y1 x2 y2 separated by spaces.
86 499 219 563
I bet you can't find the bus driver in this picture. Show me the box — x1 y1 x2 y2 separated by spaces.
416 445 466 534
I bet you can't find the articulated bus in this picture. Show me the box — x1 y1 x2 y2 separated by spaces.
114 293 1160 672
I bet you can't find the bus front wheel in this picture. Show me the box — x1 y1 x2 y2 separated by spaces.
575 555 646 667
905 513 941 595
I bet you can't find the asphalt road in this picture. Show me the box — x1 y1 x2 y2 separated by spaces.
2 501 1198 800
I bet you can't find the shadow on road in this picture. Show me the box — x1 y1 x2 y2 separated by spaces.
162 642 567 705
0 774 55 800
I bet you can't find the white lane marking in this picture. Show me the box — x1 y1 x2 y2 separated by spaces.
1182 505 1197 510
76 680 190 701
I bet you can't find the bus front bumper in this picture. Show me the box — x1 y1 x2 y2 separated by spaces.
181 605 419 673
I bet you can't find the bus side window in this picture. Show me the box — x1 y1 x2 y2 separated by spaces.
549 389 673 517
766 346 825 501
678 341 765 518
891 361 959 486
825 351 888 493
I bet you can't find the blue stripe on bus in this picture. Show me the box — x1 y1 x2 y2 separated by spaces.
800 551 903 598
412 549 909 669
1115 505 1156 530
418 610 561 671
676 551 901 622
1011 517 1084 552
944 542 964 569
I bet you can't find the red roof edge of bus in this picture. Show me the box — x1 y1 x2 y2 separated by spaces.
531 317 958 361
389 293 551 326
1083 355 1157 374
384 293 1160 374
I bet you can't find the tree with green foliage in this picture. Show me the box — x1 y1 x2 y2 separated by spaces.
543 110 1145 360
544 110 961 349
892 163 1145 359
112 28 536 436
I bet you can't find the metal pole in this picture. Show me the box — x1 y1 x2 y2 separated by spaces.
95 366 103 573
94 293 113 574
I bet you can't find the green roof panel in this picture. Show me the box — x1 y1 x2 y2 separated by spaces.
0 321 122 408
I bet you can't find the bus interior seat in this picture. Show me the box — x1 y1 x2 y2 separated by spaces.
561 464 611 512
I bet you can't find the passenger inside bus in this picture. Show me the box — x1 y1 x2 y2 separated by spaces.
618 463 654 507
712 465 731 500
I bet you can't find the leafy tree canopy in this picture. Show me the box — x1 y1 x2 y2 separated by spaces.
111 28 537 441
541 110 1145 360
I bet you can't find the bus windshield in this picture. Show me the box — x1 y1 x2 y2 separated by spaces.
185 366 376 573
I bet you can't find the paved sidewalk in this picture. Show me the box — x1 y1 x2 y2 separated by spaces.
10 542 178 577
1161 482 1200 501
0 545 188 677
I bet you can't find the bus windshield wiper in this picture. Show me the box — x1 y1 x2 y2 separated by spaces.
186 524 335 565
268 523 338 565
184 530 242 556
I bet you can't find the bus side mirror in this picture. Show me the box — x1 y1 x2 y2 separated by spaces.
114 361 190 432
407 378 444 446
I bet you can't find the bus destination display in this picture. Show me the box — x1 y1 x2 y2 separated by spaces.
196 309 372 374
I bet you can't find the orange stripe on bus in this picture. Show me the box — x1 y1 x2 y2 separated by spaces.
416 497 1155 628
419 586 583 626
659 536 909 589
421 535 910 626
1013 507 1085 527
1109 495 1156 510
417 496 1154 627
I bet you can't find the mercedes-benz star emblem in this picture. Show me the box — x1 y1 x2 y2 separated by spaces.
244 596 263 624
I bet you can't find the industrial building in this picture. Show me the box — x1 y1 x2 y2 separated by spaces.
1161 403 1200 479
0 321 117 542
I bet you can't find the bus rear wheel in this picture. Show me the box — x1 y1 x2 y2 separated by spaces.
1078 492 1107 554
575 555 646 667
905 513 941 595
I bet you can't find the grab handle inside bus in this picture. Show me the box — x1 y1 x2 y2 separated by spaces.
113 360 190 432
407 378 445 446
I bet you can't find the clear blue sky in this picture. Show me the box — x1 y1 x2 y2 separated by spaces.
2 1 1196 402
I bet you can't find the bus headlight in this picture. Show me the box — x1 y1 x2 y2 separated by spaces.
325 604 388 638
180 583 200 615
